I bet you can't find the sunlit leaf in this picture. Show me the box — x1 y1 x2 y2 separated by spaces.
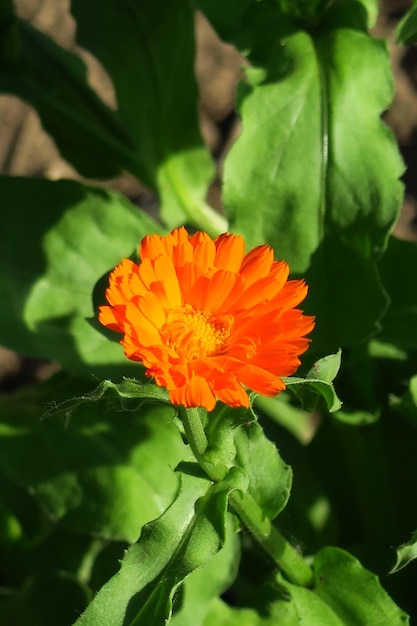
213 1 403 351
74 468 236 625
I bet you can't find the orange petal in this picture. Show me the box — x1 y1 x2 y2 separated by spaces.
240 244 274 283
139 233 168 261
189 270 239 312
213 377 249 408
98 305 123 332
214 233 245 272
234 361 286 396
152 255 182 306
190 231 216 268
136 292 166 330
170 375 217 411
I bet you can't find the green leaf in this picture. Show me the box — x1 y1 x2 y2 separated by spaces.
331 408 379 426
205 547 409 625
204 599 284 626
284 351 342 413
377 236 417 351
0 13 136 178
234 420 292 519
170 515 240 626
356 0 379 28
0 374 188 541
391 529 417 574
74 468 234 626
0 177 160 377
70 0 225 235
46 378 171 422
221 2 402 351
201 403 292 520
396 0 417 46
305 349 342 383
309 547 409 625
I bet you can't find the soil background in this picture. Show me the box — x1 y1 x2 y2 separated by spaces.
1 0 417 389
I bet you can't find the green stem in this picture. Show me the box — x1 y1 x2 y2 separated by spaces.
181 406 209 458
159 161 228 238
181 407 227 482
229 490 314 587
181 407 314 587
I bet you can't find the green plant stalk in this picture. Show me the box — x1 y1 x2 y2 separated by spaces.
181 406 315 587
181 406 227 482
159 161 228 237
229 489 314 587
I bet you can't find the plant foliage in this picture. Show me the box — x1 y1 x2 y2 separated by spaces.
0 0 416 624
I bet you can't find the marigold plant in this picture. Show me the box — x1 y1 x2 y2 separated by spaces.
1 0 416 624
99 227 315 410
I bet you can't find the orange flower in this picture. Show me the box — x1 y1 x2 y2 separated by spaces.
98 227 314 411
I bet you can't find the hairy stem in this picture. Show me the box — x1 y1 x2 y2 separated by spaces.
181 407 314 587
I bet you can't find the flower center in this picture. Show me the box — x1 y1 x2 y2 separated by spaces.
162 304 233 360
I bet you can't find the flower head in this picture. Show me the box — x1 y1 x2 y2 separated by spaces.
99 227 314 411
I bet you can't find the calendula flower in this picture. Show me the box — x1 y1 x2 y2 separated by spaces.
99 227 314 411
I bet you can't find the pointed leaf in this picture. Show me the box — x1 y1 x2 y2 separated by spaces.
284 351 342 413
74 468 236 626
47 378 171 422
170 515 240 626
